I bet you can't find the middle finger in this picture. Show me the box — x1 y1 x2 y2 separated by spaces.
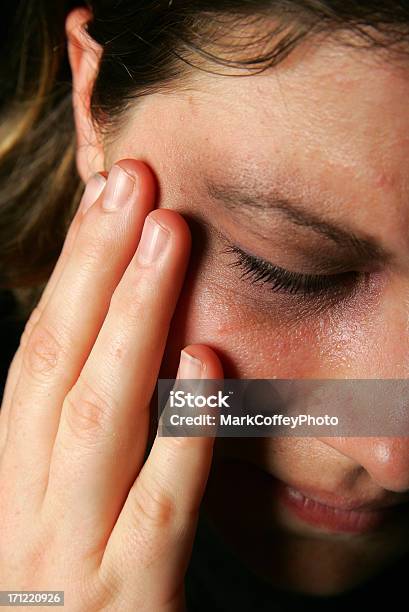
44 208 191 549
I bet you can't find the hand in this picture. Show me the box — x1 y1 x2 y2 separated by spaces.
0 159 223 611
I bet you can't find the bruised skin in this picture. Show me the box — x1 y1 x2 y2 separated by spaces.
102 37 409 593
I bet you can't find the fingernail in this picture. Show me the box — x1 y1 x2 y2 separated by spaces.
102 165 135 211
79 173 106 214
176 350 204 379
137 216 170 264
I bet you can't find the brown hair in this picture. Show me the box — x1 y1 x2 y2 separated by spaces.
1 0 408 317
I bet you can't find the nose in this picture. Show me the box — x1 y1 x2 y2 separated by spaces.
317 282 409 493
322 436 409 493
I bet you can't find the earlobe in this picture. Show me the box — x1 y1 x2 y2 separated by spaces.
66 7 105 182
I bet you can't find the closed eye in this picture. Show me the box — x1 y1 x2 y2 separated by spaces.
221 241 363 297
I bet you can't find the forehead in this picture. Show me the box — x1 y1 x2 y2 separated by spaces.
189 40 409 173
113 38 409 245
180 41 409 241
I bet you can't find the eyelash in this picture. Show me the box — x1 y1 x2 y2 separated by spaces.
222 243 362 297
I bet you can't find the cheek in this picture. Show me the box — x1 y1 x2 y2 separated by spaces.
216 436 346 486
161 264 403 378
160 277 355 378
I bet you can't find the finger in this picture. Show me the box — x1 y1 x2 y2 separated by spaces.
35 173 107 310
0 174 106 455
43 209 192 550
3 161 156 500
99 345 223 610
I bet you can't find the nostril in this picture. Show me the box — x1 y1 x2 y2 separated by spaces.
321 436 409 494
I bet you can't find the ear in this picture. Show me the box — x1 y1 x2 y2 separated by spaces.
66 7 105 182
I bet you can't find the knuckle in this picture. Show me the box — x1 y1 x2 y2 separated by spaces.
68 568 114 612
19 540 49 579
96 565 123 609
111 272 157 324
63 379 115 442
132 477 177 532
76 224 113 270
22 319 63 381
20 306 42 349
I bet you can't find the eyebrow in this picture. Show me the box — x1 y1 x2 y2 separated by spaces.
205 178 393 266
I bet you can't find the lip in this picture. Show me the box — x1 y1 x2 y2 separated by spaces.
276 480 402 534
211 457 409 535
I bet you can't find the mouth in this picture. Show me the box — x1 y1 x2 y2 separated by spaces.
209 456 409 536
275 480 400 534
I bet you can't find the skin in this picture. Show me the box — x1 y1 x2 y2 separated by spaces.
97 18 409 594
0 157 224 610
1 6 409 608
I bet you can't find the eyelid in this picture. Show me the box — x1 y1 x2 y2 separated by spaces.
221 240 362 297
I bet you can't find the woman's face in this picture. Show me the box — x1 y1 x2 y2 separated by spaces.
82 34 409 594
